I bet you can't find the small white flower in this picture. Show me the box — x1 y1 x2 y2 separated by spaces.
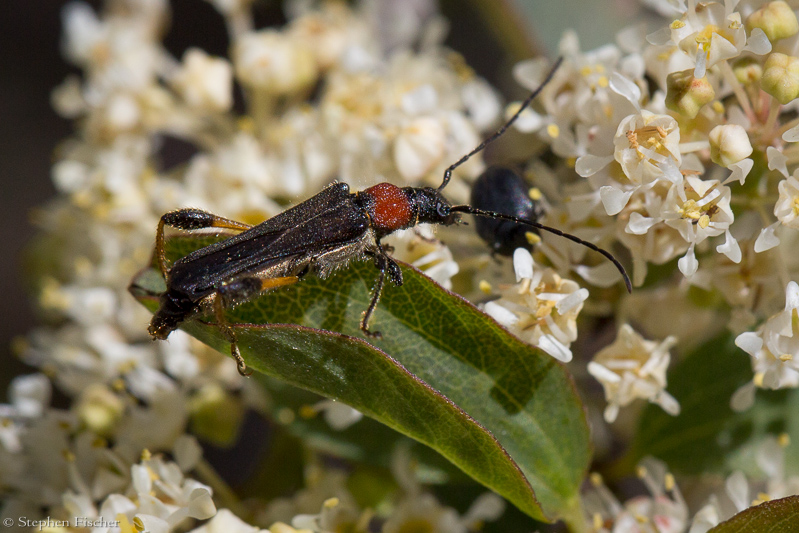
665 2 751 73
615 111 682 187
171 48 233 112
126 453 216 527
775 174 799 228
708 124 752 167
615 183 688 285
461 78 501 131
233 30 318 94
385 225 459 290
735 281 799 391
6 374 52 419
288 4 369 71
482 249 587 362
393 116 446 181
661 176 735 275
588 324 679 423
188 508 269 533
691 435 799 532
384 450 504 533
583 458 687 533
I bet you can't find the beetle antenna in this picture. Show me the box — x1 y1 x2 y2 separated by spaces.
439 56 563 191
450 204 632 293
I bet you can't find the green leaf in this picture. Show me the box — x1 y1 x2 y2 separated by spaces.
131 236 591 524
256 375 468 484
629 333 799 476
708 496 799 533
629 334 750 473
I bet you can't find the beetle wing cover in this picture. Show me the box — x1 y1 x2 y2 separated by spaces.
167 183 370 298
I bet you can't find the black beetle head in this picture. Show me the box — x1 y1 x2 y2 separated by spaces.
410 187 459 226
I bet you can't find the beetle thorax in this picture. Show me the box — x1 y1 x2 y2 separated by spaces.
361 183 415 234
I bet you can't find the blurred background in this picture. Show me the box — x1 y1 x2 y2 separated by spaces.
0 0 646 396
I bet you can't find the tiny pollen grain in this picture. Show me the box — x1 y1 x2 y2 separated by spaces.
299 405 317 419
525 232 541 245
323 497 340 508
627 130 639 150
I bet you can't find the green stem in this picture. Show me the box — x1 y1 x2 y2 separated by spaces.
719 61 755 123
560 494 588 533
762 97 782 143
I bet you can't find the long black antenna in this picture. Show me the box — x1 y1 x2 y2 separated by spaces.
439 56 564 191
451 204 633 293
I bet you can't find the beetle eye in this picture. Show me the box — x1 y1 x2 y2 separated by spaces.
436 202 450 217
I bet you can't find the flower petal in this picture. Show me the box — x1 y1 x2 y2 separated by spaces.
767 146 789 178
677 245 698 277
538 334 573 363
743 28 771 55
575 154 614 177
716 230 742 263
754 222 780 252
600 185 634 216
609 73 641 108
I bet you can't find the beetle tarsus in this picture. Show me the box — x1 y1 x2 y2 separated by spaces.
231 343 252 377
362 251 389 339
212 292 252 376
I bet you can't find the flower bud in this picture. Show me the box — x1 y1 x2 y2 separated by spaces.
234 30 318 95
732 57 763 85
76 384 124 437
172 48 233 112
709 124 753 167
665 69 715 118
747 1 799 42
394 117 445 181
761 53 799 104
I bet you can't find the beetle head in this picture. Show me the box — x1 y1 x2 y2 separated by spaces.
411 187 459 227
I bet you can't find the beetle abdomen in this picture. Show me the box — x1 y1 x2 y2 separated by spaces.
148 289 198 340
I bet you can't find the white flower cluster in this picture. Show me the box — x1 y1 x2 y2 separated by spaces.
8 0 506 529
734 280 799 408
482 0 799 419
582 457 688 532
14 0 799 529
588 324 679 423
690 434 799 532
484 249 589 362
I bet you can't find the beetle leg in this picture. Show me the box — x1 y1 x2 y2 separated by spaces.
213 275 299 376
156 209 253 278
211 293 251 377
360 265 385 340
361 243 401 339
